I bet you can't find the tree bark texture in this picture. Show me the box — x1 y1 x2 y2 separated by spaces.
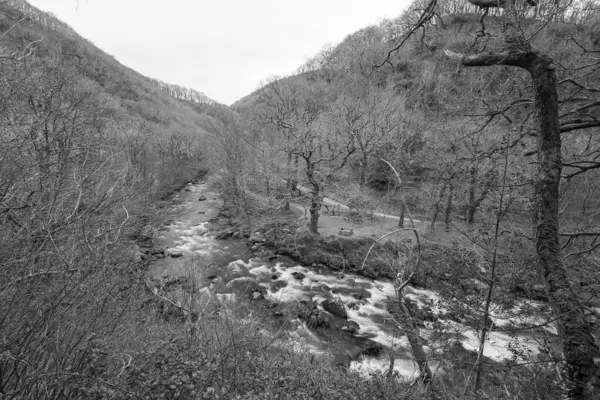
445 180 454 232
430 181 447 233
398 201 406 228
305 162 322 234
528 55 599 399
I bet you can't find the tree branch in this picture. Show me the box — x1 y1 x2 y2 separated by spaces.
444 49 530 68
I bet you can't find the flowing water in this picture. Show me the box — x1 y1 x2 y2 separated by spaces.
149 182 558 380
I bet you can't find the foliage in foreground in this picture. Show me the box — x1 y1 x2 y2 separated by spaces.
3 279 562 400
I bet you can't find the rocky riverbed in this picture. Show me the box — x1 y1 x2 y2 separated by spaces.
142 181 560 380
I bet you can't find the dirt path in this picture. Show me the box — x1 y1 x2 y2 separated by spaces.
282 186 427 240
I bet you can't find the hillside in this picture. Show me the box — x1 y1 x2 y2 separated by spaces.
1 0 215 141
0 1 228 397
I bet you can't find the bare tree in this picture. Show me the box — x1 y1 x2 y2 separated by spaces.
259 77 356 234
440 0 600 397
330 79 400 186
376 0 600 397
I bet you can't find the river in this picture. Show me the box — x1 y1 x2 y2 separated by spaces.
147 181 557 381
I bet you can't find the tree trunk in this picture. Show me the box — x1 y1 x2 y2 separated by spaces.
528 55 599 399
445 180 454 232
430 181 447 233
305 162 321 235
466 167 477 226
438 0 600 395
308 192 321 234
293 155 300 196
360 154 368 186
398 201 405 228
286 151 293 189
392 297 433 386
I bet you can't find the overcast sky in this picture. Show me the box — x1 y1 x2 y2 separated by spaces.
27 1 412 105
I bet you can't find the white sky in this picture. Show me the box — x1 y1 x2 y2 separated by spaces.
27 1 412 105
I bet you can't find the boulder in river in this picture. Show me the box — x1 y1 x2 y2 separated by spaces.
297 300 330 329
248 232 264 243
167 249 184 258
345 338 384 359
215 231 235 240
339 320 360 334
322 298 347 319
291 272 306 281
251 290 264 300
346 301 365 311
226 277 266 299
358 339 383 357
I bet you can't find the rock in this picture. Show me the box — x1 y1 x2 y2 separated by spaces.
228 262 248 276
291 272 306 280
135 226 154 243
314 284 331 293
248 232 264 243
338 228 354 236
322 298 347 319
297 300 330 329
340 320 360 334
270 280 288 293
346 301 363 311
251 290 264 300
362 266 376 278
226 277 265 299
358 339 383 357
215 231 234 240
132 250 145 262
339 228 354 237
167 249 184 258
